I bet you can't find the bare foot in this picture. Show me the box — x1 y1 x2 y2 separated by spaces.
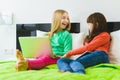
16 49 25 60
15 49 28 71
58 70 65 73
58 70 71 73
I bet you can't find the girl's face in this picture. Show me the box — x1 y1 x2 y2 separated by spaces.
60 12 69 29
88 23 93 33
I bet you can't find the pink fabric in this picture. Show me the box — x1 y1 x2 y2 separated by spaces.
27 55 59 70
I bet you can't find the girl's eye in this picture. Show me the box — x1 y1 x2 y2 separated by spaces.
62 17 69 20
67 18 69 20
62 16 66 19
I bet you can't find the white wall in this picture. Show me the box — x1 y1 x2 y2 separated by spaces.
0 0 120 59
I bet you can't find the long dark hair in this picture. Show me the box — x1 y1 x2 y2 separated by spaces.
85 12 108 43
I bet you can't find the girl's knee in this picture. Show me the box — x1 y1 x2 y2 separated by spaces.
70 61 85 73
57 58 64 64
70 61 84 69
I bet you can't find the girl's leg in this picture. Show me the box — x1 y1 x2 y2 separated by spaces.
76 50 109 68
69 61 85 74
16 50 59 70
57 58 73 72
69 50 109 74
28 55 59 70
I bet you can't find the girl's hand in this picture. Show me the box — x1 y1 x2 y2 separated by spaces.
61 54 67 58
51 53 57 58
62 54 69 58
62 51 71 58
51 53 61 58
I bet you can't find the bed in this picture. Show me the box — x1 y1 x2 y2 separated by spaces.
0 22 120 80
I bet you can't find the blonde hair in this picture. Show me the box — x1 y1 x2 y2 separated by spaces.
49 9 71 38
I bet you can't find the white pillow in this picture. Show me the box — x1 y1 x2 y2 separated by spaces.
109 30 120 64
71 32 86 49
36 30 47 37
71 32 86 60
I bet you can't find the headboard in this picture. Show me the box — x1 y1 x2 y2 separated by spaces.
16 23 80 50
107 22 120 32
16 22 120 50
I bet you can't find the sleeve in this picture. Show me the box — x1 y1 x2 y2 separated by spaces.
66 32 110 57
56 31 72 56
63 32 72 54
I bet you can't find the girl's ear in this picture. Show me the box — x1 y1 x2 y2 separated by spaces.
96 22 99 27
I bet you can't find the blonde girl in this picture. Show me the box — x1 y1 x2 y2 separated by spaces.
16 9 72 71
